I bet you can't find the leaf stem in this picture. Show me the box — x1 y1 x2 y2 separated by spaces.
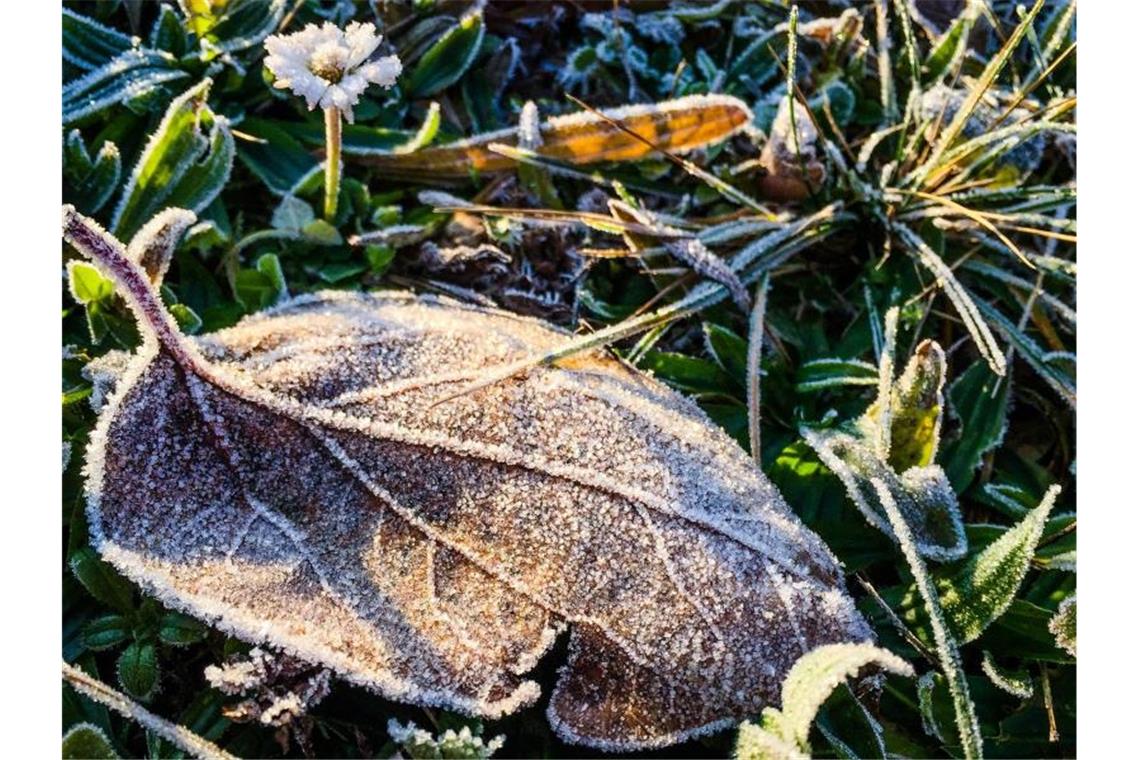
872 479 984 758
324 106 342 221
61 206 196 369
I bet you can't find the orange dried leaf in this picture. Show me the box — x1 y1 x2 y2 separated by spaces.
362 94 753 178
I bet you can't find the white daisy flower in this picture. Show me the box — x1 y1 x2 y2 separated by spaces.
264 21 401 123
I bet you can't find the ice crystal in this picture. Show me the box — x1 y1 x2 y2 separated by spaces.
205 647 331 728
263 22 400 123
1049 594 1076 657
64 205 873 750
388 719 505 759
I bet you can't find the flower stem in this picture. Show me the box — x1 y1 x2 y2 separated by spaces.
324 106 342 222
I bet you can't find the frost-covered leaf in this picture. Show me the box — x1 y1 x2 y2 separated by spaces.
68 262 116 305
981 651 1034 699
941 486 1060 643
795 358 879 393
271 196 315 232
70 547 134 613
158 611 208 647
363 95 753 178
735 643 913 760
1049 595 1076 657
388 718 505 759
63 7 134 71
63 49 187 126
63 206 873 751
179 0 287 55
126 208 197 286
82 614 131 652
64 130 121 215
117 641 159 701
405 10 485 98
112 79 234 240
62 722 118 759
802 341 965 561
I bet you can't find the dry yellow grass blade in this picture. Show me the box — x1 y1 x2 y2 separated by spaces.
361 94 752 177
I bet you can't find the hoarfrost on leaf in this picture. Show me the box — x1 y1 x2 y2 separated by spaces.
62 205 873 751
1049 594 1076 657
388 718 505 760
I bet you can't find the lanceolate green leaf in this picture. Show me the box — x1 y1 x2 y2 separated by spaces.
736 643 913 760
64 130 122 215
405 10 485 98
111 79 234 239
63 50 187 126
63 7 134 71
116 641 159 701
795 358 879 392
942 485 1061 643
974 298 1076 408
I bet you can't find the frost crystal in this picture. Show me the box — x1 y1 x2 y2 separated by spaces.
205 647 331 728
64 206 873 751
388 719 505 759
264 22 400 122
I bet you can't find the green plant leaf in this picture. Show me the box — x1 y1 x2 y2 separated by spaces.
941 485 1060 643
182 0 287 54
64 131 122 215
116 641 159 701
703 322 749 381
111 79 234 239
68 262 116 305
63 7 134 71
62 722 118 759
981 651 1033 699
795 358 879 393
736 643 914 760
70 548 134 614
159 612 208 647
82 614 131 652
63 50 188 126
405 10 485 98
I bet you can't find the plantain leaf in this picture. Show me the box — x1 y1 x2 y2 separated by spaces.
62 722 118 759
735 643 914 760
405 10 485 98
111 79 234 240
1048 595 1076 657
63 205 873 752
116 641 159 701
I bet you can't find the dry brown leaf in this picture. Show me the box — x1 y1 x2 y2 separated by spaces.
361 94 753 178
63 205 872 751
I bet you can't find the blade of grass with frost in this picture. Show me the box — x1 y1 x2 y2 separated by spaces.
871 307 899 460
890 0 921 98
935 123 1076 194
944 184 1075 210
873 0 897 120
923 2 981 85
428 203 681 238
961 261 1075 325
431 206 848 406
63 662 235 760
872 479 983 759
892 189 1034 269
908 0 1046 187
973 298 1074 407
747 274 770 465
894 223 1006 376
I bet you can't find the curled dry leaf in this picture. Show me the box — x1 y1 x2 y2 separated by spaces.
360 94 753 178
63 205 872 750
